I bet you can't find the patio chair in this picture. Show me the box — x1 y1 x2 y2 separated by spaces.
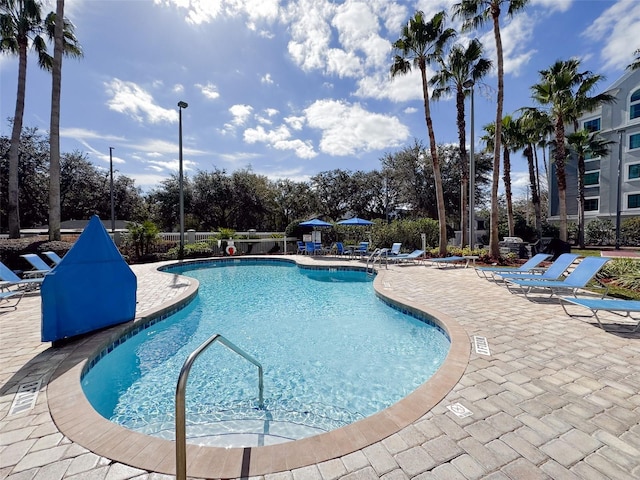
504 256 611 299
495 253 580 282
42 251 63 266
333 242 352 257
20 254 53 277
314 242 328 255
0 261 44 291
352 242 369 258
392 249 424 264
560 297 640 331
475 253 553 280
296 241 306 255
0 290 24 310
305 241 316 255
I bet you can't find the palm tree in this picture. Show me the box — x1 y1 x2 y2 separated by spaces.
628 49 640 71
453 0 529 258
565 130 611 248
532 58 612 242
1 0 80 238
49 0 63 241
430 38 492 247
390 10 455 255
518 107 553 237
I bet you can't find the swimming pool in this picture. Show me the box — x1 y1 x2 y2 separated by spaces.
82 259 450 448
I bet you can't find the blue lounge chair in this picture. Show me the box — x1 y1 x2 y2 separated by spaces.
496 253 580 282
427 256 466 268
504 256 610 299
296 241 306 255
333 242 352 257
392 249 424 264
352 242 369 258
560 297 640 331
20 254 53 277
0 290 23 310
388 243 402 256
0 261 44 291
475 253 552 280
42 251 63 266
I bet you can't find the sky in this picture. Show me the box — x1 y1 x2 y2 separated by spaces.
1 0 639 198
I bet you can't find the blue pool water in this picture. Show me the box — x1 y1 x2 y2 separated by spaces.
82 260 450 447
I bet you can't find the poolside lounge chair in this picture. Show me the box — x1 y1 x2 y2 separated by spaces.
42 251 63 266
20 253 53 277
427 256 466 268
495 253 580 282
352 242 369 258
560 297 640 331
388 243 402 256
333 242 352 257
0 290 24 310
0 261 44 291
504 256 610 299
475 253 552 280
392 249 425 264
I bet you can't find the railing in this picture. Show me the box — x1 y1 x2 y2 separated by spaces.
366 248 388 274
175 334 264 480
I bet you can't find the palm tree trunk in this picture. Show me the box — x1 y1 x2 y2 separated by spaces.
555 116 568 241
503 146 514 236
420 63 447 255
456 86 468 247
489 9 504 258
8 41 29 239
525 144 542 236
577 154 586 248
49 0 65 241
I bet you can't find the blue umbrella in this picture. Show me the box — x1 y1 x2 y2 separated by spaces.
299 218 333 228
337 217 373 226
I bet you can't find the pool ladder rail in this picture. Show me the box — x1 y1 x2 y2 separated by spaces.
366 248 389 274
175 334 264 480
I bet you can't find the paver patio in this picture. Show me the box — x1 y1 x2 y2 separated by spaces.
1 256 639 479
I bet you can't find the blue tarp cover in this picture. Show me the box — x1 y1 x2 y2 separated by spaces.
41 215 137 342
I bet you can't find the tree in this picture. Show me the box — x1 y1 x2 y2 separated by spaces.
453 0 529 258
565 130 611 248
1 0 81 238
430 38 492 246
532 58 612 241
391 10 455 255
628 49 640 71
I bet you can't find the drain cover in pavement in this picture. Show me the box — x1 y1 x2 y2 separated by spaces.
447 403 473 418
9 379 42 415
473 335 491 356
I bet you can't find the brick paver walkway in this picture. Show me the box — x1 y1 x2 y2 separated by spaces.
1 257 639 479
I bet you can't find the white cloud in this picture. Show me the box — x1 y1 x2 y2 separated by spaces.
304 99 409 156
261 73 274 84
60 127 124 142
173 84 185 94
224 104 254 132
243 124 317 159
480 13 536 77
153 0 279 27
196 82 220 100
531 0 573 13
404 107 418 114
104 78 177 124
356 68 428 103
285 115 305 130
583 0 640 71
284 0 335 72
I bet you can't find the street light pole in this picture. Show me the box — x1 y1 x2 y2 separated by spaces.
178 101 188 260
463 79 475 249
109 147 115 233
615 129 625 250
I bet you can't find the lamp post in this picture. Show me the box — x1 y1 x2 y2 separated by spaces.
615 129 625 250
109 147 115 233
463 79 475 249
178 101 188 260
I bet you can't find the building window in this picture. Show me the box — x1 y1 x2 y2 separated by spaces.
632 89 640 120
630 164 640 179
584 171 599 186
629 194 640 209
631 133 640 150
584 198 599 211
583 118 600 132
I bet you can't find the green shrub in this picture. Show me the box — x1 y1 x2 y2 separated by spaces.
166 241 212 260
601 258 640 293
621 217 640 246
586 218 614 245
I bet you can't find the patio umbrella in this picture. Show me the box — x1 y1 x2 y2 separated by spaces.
299 218 333 228
337 217 373 226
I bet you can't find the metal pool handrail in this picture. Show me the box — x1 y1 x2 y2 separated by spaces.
175 333 264 480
